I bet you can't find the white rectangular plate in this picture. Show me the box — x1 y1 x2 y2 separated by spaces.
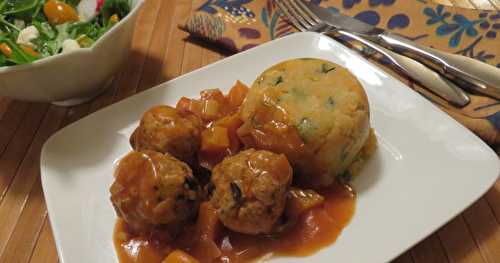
41 32 499 263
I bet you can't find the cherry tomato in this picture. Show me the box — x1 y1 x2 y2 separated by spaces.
43 0 79 25
20 45 40 57
110 14 120 24
0 43 12 57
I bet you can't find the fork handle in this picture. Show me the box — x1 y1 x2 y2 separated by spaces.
334 30 470 107
378 32 500 100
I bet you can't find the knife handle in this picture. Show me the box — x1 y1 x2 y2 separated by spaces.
378 32 500 100
335 30 470 107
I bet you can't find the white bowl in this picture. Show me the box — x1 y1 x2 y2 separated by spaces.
0 0 144 106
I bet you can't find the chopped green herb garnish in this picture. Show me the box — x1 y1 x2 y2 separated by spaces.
321 63 335 73
290 87 307 98
326 97 335 110
296 117 316 143
230 182 243 203
274 75 283 85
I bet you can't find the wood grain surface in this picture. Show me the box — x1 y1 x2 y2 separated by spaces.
0 0 498 262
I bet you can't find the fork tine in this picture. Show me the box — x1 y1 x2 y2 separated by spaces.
288 0 319 27
281 0 314 30
293 0 323 25
275 0 306 31
276 0 310 31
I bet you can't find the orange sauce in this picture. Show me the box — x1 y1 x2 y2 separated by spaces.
114 183 355 263
115 84 359 262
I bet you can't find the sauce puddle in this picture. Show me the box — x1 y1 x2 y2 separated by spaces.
114 183 355 263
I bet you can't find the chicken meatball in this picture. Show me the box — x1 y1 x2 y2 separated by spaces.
210 149 292 235
131 105 203 166
110 150 201 233
239 58 371 187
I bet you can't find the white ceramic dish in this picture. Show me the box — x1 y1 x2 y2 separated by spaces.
41 32 499 263
0 0 144 106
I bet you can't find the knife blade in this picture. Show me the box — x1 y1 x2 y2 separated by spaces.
303 0 500 100
303 1 383 35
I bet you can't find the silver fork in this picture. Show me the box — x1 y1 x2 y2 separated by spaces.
275 0 470 107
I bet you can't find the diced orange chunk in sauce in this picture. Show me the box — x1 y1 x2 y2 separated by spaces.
201 126 230 153
227 81 249 108
176 97 203 118
201 89 225 103
201 99 220 121
286 188 325 219
176 97 192 112
162 250 200 263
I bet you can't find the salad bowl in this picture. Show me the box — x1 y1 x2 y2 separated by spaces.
0 0 144 106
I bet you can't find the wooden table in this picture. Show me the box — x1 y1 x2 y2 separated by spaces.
0 0 498 262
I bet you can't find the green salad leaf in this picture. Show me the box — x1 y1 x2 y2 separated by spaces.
47 23 69 54
63 0 81 7
69 21 100 39
31 0 44 19
0 14 21 33
75 34 93 47
3 0 40 17
0 0 8 13
32 20 55 38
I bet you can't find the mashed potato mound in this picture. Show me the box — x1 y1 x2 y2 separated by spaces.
239 58 371 187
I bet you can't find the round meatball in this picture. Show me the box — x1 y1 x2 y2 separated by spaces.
131 105 203 166
210 149 292 235
110 150 201 233
239 58 370 187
